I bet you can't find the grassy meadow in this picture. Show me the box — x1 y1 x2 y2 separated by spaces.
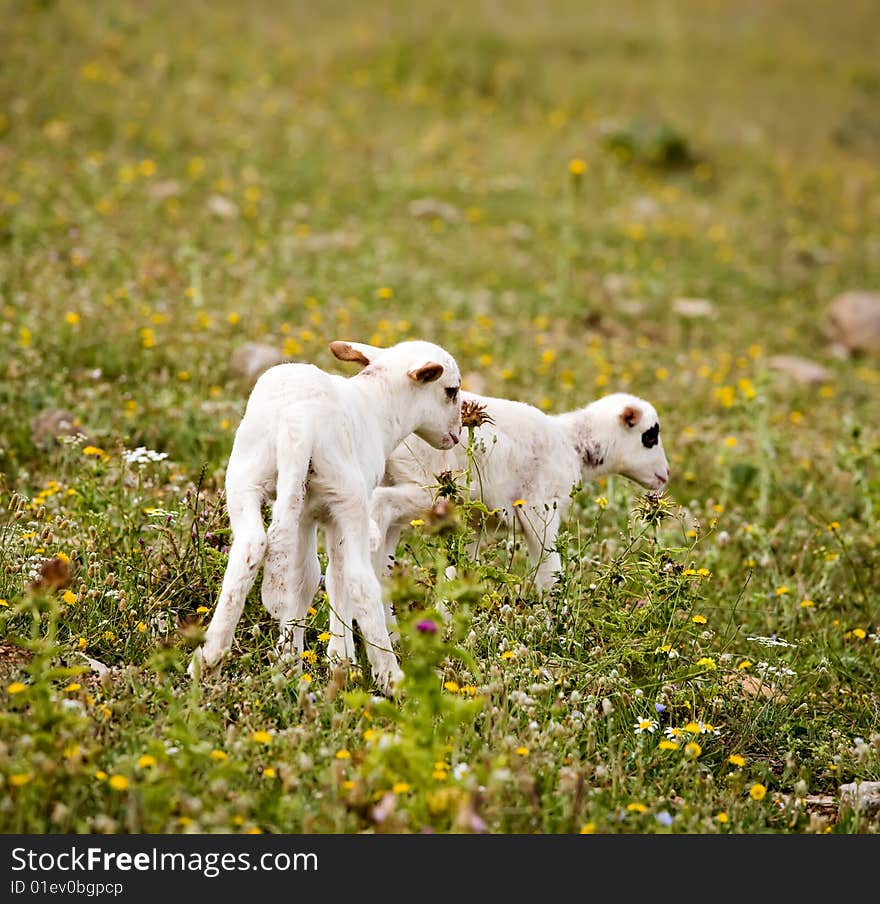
1 0 879 834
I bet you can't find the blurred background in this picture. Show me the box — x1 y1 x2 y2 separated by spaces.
3 1 879 470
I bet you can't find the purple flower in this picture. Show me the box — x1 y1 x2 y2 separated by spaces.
416 619 438 634
655 810 673 827
654 702 666 714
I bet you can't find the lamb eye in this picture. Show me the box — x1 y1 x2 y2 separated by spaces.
641 423 660 449
445 386 459 401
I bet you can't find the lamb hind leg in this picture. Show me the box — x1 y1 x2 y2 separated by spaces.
192 489 266 675
325 524 356 664
330 512 402 695
266 520 321 666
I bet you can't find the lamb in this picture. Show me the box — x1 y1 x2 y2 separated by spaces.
189 339 463 694
369 391 670 593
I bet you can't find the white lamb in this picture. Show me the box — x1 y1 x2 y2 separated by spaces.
369 391 670 593
190 339 463 693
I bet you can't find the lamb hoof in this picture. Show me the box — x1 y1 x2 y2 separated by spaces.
372 657 404 698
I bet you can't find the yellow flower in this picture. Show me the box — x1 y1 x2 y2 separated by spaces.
683 722 702 733
64 744 81 759
64 682 81 692
82 446 106 458
799 599 815 609
684 741 702 757
318 632 331 642
692 614 707 624
10 773 32 787
696 657 716 669
579 822 596 834
749 783 767 801
262 767 277 778
775 586 789 596
7 682 26 695
0 599 7 607
210 750 228 761
335 749 351 760
728 754 746 767
392 782 411 794
723 436 738 447
594 496 609 509
108 775 129 791
444 681 460 692
738 660 752 670
63 590 77 605
658 740 679 751
852 628 867 639
500 650 515 660
251 731 272 745
65 311 81 325
515 746 529 756
715 812 729 823
137 755 157 768
376 287 394 299
409 518 424 527
568 158 587 176
301 649 317 664
512 499 526 508
626 802 648 814
196 606 209 614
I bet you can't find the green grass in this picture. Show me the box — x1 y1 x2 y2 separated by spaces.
1 0 878 834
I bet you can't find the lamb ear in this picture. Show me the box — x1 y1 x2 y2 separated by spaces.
329 340 380 367
620 405 642 428
407 362 444 383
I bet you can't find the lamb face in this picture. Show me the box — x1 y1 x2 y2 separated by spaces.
599 393 670 491
330 340 463 451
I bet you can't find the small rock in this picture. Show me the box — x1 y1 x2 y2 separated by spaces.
148 179 182 200
407 197 461 223
30 408 89 448
672 297 716 318
207 194 239 219
300 230 361 252
618 299 647 316
767 355 832 385
229 342 286 385
506 222 533 243
28 556 72 592
825 291 880 354
839 781 880 816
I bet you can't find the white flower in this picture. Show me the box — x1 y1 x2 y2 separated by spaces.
746 635 797 648
123 446 169 467
755 661 797 678
634 718 658 735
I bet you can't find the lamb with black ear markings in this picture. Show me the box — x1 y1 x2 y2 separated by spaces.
369 391 670 593
189 339 463 694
